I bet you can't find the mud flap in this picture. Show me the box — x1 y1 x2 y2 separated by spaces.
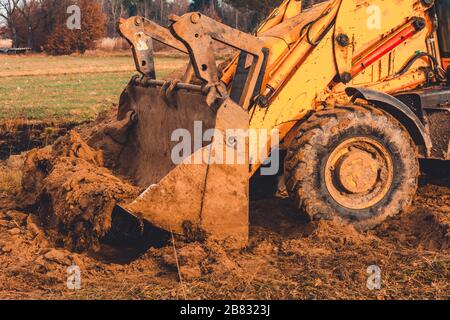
116 91 249 247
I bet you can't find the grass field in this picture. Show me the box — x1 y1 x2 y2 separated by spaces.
0 52 187 122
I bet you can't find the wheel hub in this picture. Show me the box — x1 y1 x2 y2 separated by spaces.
325 137 394 210
335 149 380 194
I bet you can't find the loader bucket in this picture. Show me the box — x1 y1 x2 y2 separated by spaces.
115 81 217 187
112 81 250 247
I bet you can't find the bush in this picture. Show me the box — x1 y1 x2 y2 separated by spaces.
44 0 106 55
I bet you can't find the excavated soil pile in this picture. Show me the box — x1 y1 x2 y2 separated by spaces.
1 185 448 299
377 182 449 251
0 120 79 160
18 130 139 252
0 106 448 299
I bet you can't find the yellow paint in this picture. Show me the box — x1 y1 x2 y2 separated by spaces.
220 0 441 174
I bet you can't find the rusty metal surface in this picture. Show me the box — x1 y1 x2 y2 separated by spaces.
116 84 216 187
119 97 249 246
132 77 203 93
119 17 188 54
119 16 188 78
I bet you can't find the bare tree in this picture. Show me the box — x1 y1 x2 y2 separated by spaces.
0 0 20 47
16 0 41 48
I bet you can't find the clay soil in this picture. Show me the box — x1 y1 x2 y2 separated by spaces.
0 112 448 300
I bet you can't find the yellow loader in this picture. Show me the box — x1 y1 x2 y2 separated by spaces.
106 0 450 247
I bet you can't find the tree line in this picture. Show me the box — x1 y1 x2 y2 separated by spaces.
0 0 321 55
0 0 106 54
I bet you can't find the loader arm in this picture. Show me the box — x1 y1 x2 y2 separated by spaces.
119 17 188 78
220 0 305 85
120 14 267 110
112 2 318 244
169 13 267 109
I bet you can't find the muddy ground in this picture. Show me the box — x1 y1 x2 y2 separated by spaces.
0 120 80 161
0 113 448 300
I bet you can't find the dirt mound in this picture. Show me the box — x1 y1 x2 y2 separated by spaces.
0 120 79 160
0 179 449 299
19 131 139 252
76 106 128 172
0 208 134 299
0 105 448 299
376 183 450 250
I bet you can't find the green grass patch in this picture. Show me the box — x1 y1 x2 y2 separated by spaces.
0 69 175 123
0 53 187 123
0 72 134 122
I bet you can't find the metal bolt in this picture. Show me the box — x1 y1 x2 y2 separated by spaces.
256 95 270 108
227 136 237 148
134 17 142 26
336 34 350 47
191 13 201 24
412 17 426 32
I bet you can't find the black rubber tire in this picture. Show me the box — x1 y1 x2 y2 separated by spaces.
284 105 419 230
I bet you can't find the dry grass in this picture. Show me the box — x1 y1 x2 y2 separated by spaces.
95 37 130 52
0 52 187 78
0 54 136 77
0 49 226 122
0 39 12 48
0 169 22 193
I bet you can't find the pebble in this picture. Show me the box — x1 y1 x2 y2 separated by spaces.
0 219 10 228
26 215 42 236
8 228 21 235
6 210 28 226
0 240 12 254
44 249 71 265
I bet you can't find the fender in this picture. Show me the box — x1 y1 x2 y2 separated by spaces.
346 87 432 157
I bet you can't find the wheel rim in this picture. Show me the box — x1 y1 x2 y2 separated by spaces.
324 137 394 210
